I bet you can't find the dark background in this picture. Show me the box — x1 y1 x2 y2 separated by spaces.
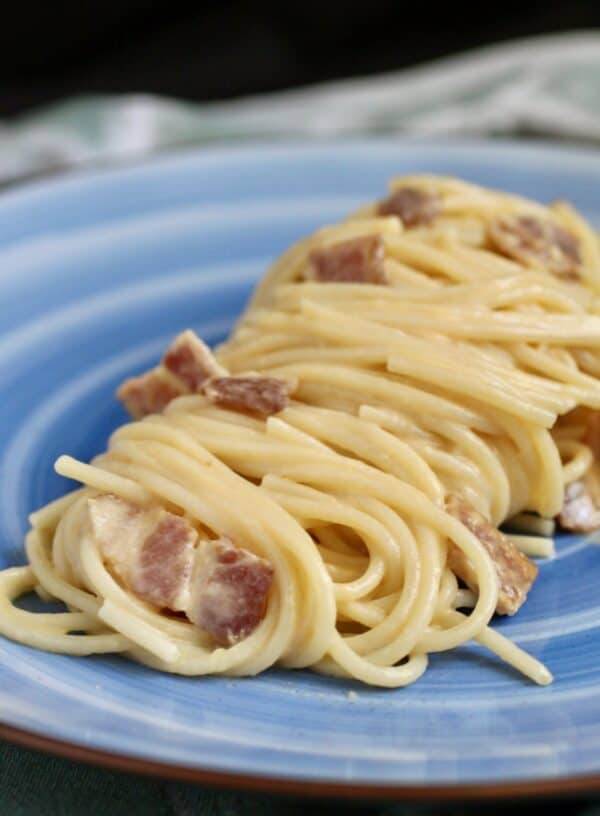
2 0 599 118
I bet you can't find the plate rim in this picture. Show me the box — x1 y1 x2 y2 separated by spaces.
2 137 600 796
2 135 600 209
2 722 599 800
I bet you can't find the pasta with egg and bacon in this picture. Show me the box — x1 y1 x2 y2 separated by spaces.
2 175 600 688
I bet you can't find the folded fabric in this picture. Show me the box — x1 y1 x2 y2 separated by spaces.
0 32 599 186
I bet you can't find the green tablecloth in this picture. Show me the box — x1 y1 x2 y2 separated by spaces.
2 30 600 814
3 742 600 815
2 742 598 815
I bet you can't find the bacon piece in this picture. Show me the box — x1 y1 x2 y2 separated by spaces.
377 187 441 227
88 495 197 611
446 494 538 616
488 215 581 281
87 496 273 644
188 538 274 646
132 515 197 610
203 376 292 416
557 477 600 533
306 235 387 284
117 370 185 420
87 494 149 585
162 330 225 391
117 330 226 419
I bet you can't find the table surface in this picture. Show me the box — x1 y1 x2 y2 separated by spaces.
2 741 600 815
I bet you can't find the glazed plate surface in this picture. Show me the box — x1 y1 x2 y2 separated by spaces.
0 141 599 796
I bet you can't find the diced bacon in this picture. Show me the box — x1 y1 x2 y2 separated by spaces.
88 495 197 611
117 369 185 419
306 236 387 284
377 187 441 227
187 538 274 646
488 215 581 281
162 330 225 391
446 494 538 616
87 494 150 584
132 514 197 610
117 330 228 419
557 478 600 533
87 495 274 644
203 376 293 416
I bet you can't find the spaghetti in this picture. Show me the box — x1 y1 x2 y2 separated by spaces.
2 175 600 688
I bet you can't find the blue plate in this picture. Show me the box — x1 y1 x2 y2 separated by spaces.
1 141 600 798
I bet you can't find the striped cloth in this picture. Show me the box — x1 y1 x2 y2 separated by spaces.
0 32 600 186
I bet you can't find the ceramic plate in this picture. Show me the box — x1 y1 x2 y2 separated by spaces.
1 141 600 798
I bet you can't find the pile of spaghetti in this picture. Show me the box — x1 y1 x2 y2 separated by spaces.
2 175 600 688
